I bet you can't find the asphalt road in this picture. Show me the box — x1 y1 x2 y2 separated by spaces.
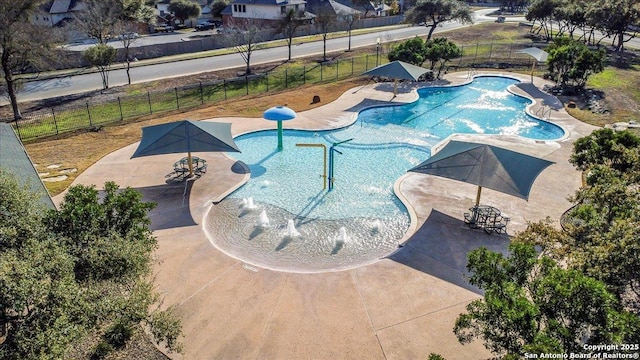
5 8 509 105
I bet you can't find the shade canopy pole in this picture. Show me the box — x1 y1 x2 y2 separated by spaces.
475 186 482 206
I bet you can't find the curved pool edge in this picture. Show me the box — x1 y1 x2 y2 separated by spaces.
198 72 571 274
392 173 420 247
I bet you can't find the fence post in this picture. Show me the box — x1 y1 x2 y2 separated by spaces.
200 82 204 104
285 69 288 88
147 91 152 114
474 43 478 63
52 108 59 135
366 55 369 70
86 103 93 126
224 80 227 100
320 62 323 81
336 59 339 79
13 119 22 140
266 72 269 92
303 65 306 84
175 87 180 109
245 76 249 95
488 42 493 62
117 97 123 121
352 58 354 75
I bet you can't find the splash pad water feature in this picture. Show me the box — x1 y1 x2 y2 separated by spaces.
205 76 565 273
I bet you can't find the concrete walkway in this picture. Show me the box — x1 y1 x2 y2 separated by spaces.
54 71 598 359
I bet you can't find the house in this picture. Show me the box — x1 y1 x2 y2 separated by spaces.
305 0 361 18
221 0 314 29
33 0 84 26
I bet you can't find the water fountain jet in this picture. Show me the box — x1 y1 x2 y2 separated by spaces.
336 227 349 244
257 210 270 227
285 219 300 237
243 197 257 210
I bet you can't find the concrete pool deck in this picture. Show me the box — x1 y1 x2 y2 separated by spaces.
53 71 599 359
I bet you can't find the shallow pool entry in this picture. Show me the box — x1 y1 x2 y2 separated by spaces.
206 199 408 272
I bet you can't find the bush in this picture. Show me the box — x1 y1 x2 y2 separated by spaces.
91 341 113 360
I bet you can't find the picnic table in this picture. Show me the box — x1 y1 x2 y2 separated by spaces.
173 156 207 177
464 205 509 234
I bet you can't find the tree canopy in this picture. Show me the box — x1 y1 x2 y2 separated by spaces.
388 37 461 78
0 0 64 120
168 0 202 24
75 0 154 44
84 44 118 90
405 0 473 40
0 173 182 359
546 37 605 89
455 242 640 357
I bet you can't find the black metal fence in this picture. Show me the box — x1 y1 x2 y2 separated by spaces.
8 44 534 142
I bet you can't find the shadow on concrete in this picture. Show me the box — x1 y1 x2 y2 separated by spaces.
136 180 198 231
388 209 511 294
514 82 564 110
344 98 401 112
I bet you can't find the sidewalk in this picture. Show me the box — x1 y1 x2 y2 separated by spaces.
54 71 598 359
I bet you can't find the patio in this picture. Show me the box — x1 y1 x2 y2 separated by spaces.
53 71 598 359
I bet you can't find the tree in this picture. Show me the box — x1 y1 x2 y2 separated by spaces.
546 37 605 89
210 0 228 18
84 44 118 89
570 128 640 173
116 21 144 85
388 36 428 66
553 129 640 308
351 0 373 18
454 242 640 357
275 9 307 61
405 0 473 40
525 0 558 41
228 20 264 75
75 0 154 44
424 37 462 78
586 0 640 52
0 175 183 358
314 7 338 62
168 0 202 25
338 11 360 52
0 0 63 121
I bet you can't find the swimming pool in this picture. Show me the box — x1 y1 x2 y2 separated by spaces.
205 76 564 272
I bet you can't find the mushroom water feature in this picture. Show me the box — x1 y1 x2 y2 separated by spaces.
263 105 297 151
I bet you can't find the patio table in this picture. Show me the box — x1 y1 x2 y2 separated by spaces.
174 156 207 176
464 205 508 234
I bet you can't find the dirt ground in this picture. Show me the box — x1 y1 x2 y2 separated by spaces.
24 70 370 196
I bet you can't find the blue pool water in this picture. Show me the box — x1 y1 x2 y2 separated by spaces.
206 76 564 272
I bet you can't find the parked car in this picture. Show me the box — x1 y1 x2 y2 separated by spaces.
154 25 175 33
195 23 216 31
118 32 139 40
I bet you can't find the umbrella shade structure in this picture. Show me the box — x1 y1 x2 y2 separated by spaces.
263 106 297 151
408 140 554 205
363 61 431 81
517 47 549 82
363 61 432 95
131 120 240 175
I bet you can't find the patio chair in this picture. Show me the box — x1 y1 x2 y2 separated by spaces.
491 215 510 234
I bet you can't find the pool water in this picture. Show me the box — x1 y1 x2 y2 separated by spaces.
205 76 564 272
